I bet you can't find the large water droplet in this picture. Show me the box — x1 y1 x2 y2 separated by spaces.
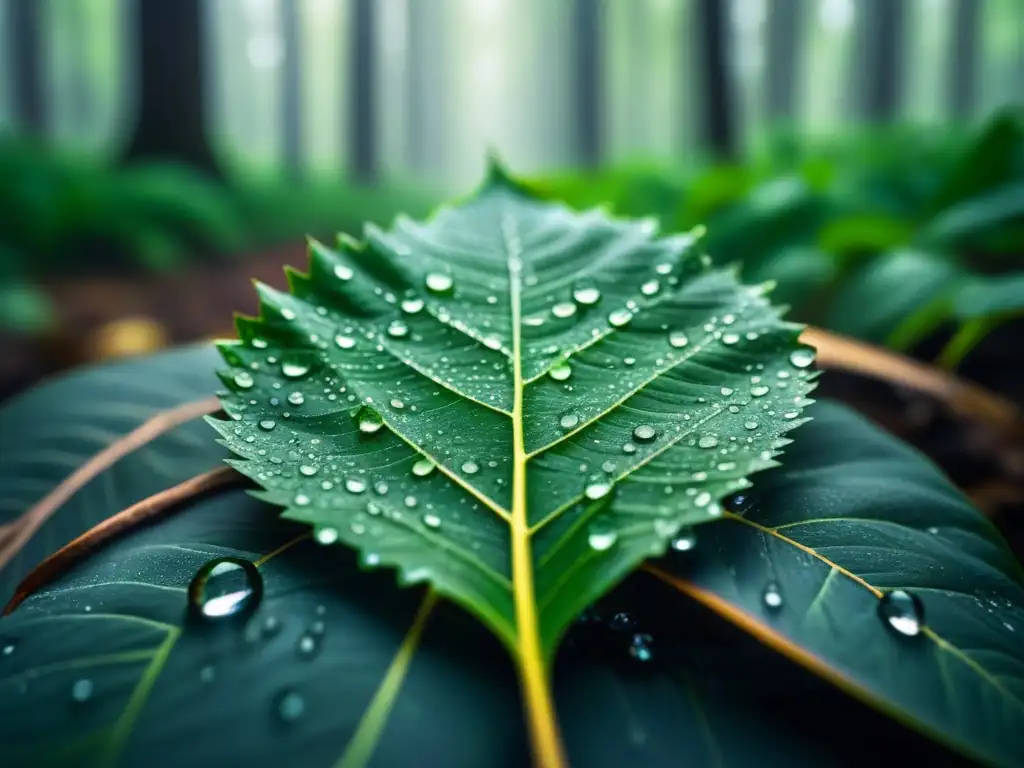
281 359 311 379
189 558 262 620
274 688 306 723
334 333 356 349
584 478 612 500
878 590 925 637
2 639 17 656
315 526 339 545
462 461 480 475
334 263 354 281
425 272 454 294
633 424 657 443
722 333 740 345
234 372 255 390
412 458 436 477
573 281 601 305
287 391 305 406
762 582 783 611
668 330 689 349
296 632 322 659
629 633 654 662
640 279 660 296
356 406 384 435
698 435 718 449
560 413 580 430
789 348 815 369
751 385 770 397
401 297 424 314
549 360 572 381
71 679 94 703
671 528 697 551
587 523 618 551
345 477 367 494
422 513 442 529
552 301 577 319
608 308 632 327
387 320 409 338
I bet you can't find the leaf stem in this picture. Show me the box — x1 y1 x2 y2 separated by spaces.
3 466 240 614
936 317 999 370
507 222 568 768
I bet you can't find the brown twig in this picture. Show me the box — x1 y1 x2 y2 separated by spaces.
0 396 222 572
802 327 1021 431
4 466 241 614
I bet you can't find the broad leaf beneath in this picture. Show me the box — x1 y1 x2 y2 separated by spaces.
213 167 816 663
651 401 1024 766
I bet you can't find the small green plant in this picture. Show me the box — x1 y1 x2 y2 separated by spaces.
0 163 1020 767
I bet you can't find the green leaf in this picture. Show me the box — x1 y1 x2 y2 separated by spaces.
213 165 816 754
921 182 1024 247
825 249 963 343
0 345 225 604
650 401 1024 766
0 398 962 767
954 272 1024 320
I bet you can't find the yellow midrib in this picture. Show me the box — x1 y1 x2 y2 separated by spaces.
506 219 568 768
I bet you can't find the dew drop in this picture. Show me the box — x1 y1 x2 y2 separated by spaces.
390 398 404 410
259 419 277 431
334 334 356 349
671 528 697 551
345 477 367 494
744 421 759 430
790 348 815 369
423 513 442 529
387 320 409 338
296 633 322 659
462 461 480 475
281 360 311 379
287 391 305 406
549 360 572 381
552 301 577 319
412 458 436 477
482 334 503 351
629 633 654 662
401 297 424 314
234 372 255 390
199 665 216 683
274 689 306 723
572 281 601 305
294 493 311 506
425 272 454 294
751 385 770 397
560 413 580 430
668 330 689 349
356 407 384 434
878 590 925 637
300 464 318 477
622 442 637 454
762 582 783 610
694 491 712 508
698 435 719 449
783 411 800 420
334 263 354 281
71 679 94 703
315 527 339 545
262 616 283 638
640 279 660 296
633 424 657 442
587 523 618 551
722 333 740 345
584 479 612 500
608 308 632 327
2 640 16 656
610 612 635 631
189 558 263 620
720 386 734 396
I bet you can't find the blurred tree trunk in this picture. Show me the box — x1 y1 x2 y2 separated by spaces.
946 0 980 119
122 0 221 176
280 0 304 178
8 0 45 135
348 0 376 183
694 0 736 158
765 0 804 125
854 0 906 122
405 0 444 177
572 0 603 168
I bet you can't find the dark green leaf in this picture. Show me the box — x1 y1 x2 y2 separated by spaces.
0 345 225 604
954 272 1024 320
825 249 963 343
0 356 960 766
652 401 1024 767
922 183 1024 247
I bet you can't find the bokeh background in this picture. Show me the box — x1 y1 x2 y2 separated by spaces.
1 0 1022 403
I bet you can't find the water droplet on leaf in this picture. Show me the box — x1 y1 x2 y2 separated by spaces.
549 360 572 381
629 633 654 662
315 527 339 545
878 590 925 637
762 582 783 610
790 348 814 368
71 679 94 703
189 558 262 620
633 424 657 442
573 281 601 305
274 689 306 723
587 523 618 551
668 330 689 349
425 272 454 294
